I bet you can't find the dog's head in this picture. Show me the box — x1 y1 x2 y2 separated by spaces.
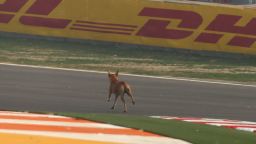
108 70 119 83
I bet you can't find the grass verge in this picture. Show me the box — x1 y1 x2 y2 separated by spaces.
1 35 256 82
57 113 256 144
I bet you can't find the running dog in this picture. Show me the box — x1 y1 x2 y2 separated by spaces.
107 70 135 112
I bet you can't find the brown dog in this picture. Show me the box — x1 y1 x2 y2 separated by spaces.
107 70 135 112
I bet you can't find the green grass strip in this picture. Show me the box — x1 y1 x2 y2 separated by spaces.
56 113 256 144
1 35 256 82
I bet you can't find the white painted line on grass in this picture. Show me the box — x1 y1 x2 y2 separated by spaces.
1 62 256 88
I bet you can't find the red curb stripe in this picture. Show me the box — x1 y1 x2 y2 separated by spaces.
224 125 256 129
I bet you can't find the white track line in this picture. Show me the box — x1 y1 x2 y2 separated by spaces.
1 63 256 88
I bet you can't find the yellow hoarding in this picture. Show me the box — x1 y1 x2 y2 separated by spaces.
0 0 256 54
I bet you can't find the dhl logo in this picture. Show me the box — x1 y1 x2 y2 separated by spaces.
0 0 71 28
137 7 256 48
0 0 255 48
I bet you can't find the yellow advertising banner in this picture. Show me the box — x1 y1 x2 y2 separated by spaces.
0 0 256 54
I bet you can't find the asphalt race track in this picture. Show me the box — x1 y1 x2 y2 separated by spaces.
0 64 256 121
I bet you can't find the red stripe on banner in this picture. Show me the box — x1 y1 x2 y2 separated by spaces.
228 36 256 47
73 24 135 32
76 20 138 28
0 13 14 23
20 16 71 29
0 0 28 12
26 0 62 15
138 7 202 29
195 33 223 43
70 27 132 35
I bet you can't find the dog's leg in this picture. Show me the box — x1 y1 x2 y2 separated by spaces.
111 95 118 110
107 85 112 102
107 93 112 102
126 89 135 105
121 94 127 113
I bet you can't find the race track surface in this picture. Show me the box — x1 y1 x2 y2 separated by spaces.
0 64 255 121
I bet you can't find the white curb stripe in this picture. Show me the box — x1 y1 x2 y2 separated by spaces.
207 123 256 127
0 112 192 144
0 119 127 129
1 63 256 88
0 112 69 119
0 130 192 144
183 120 256 125
236 127 256 132
151 116 256 133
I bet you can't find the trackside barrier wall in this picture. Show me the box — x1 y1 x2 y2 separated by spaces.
0 0 256 54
